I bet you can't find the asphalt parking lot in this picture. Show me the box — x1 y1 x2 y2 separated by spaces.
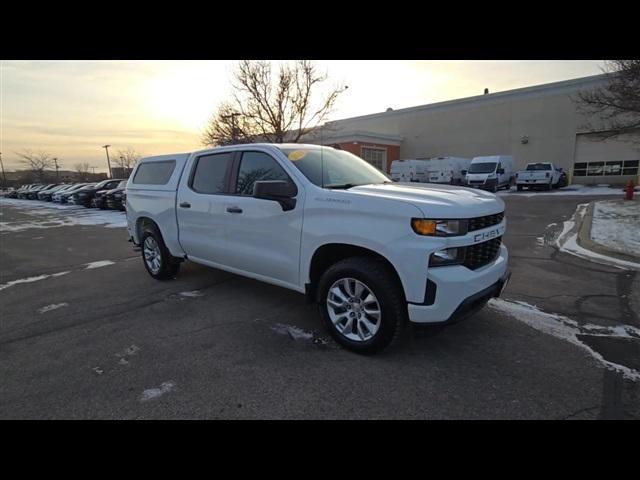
1 193 638 419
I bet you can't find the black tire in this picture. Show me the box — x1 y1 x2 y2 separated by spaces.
317 257 408 354
546 182 553 191
517 185 523 191
140 224 181 280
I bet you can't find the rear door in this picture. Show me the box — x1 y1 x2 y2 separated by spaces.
176 151 236 264
221 149 304 287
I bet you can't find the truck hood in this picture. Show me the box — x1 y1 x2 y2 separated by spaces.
348 183 504 218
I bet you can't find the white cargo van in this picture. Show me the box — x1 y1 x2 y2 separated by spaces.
390 159 430 182
427 157 472 185
464 155 515 192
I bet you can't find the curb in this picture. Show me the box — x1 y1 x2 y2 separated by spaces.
576 200 640 264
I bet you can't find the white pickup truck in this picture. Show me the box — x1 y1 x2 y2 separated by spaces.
515 162 564 191
126 144 510 353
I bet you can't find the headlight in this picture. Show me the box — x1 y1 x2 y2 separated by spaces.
429 247 466 267
411 218 468 236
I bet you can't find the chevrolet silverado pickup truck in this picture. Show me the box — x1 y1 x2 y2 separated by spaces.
126 144 510 353
515 162 563 191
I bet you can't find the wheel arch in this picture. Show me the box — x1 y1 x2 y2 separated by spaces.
306 243 405 304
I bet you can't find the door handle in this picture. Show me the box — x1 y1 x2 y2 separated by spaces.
179 202 191 208
226 206 243 214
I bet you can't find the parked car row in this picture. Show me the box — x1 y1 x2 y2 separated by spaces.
5 179 127 210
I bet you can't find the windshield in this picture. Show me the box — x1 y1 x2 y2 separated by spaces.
117 181 127 188
278 146 390 188
468 162 497 174
526 163 551 171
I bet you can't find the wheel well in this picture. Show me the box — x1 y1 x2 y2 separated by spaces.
307 243 404 303
136 217 158 242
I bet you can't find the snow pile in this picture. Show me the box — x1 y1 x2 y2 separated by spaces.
555 203 640 270
489 298 640 381
591 200 640 255
499 184 624 197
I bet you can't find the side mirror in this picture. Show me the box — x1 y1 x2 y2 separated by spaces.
461 170 467 176
253 180 298 211
497 168 505 175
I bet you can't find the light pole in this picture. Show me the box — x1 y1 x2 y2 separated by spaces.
102 145 112 178
0 152 6 189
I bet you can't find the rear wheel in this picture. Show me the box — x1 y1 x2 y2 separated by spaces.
141 225 181 280
318 257 407 354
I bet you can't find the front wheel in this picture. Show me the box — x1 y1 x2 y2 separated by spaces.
141 226 181 280
318 257 408 354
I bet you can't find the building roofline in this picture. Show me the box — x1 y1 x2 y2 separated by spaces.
327 73 609 124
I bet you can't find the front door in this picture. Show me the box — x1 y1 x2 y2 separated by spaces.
222 150 304 288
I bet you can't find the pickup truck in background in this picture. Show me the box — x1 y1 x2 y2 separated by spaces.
515 162 567 191
126 144 510 354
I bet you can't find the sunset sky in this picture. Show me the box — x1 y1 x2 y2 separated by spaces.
0 60 604 171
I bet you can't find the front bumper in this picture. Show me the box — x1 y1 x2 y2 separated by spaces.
408 245 509 324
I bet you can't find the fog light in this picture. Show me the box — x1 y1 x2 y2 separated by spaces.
429 247 466 267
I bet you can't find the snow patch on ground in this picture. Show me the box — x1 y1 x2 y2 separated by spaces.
591 200 640 255
0 274 51 291
0 198 126 233
84 260 115 269
140 381 176 402
498 184 624 197
37 302 69 314
489 298 640 381
555 203 640 271
179 290 204 298
271 323 314 341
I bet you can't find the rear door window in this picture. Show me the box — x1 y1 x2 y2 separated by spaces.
132 161 176 185
190 152 234 194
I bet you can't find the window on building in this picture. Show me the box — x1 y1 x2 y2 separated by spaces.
623 160 639 176
361 147 387 171
587 162 604 176
235 151 290 195
191 152 233 194
573 160 639 177
573 162 587 176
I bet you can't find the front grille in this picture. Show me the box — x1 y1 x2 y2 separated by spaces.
468 212 504 232
464 237 502 270
469 180 485 185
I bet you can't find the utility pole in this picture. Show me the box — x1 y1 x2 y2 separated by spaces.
53 158 60 181
0 152 6 189
222 112 241 144
102 145 112 178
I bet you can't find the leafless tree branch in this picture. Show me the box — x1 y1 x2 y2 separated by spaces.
201 60 346 146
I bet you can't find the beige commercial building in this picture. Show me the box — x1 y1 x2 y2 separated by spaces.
315 74 639 185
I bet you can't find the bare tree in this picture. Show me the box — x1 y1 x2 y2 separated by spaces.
576 60 640 140
202 60 347 146
15 149 55 182
115 147 142 172
74 162 91 181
